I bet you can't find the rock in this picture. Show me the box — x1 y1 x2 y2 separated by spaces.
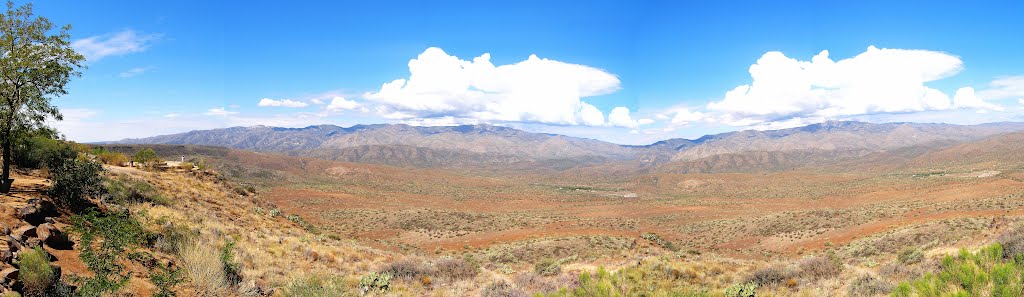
12 225 35 239
25 237 40 249
36 223 52 242
18 199 58 225
6 235 24 253
0 267 16 282
0 223 9 236
0 249 11 264
37 224 71 250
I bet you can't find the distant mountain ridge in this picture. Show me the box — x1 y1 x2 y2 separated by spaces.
113 121 1024 171
115 124 634 167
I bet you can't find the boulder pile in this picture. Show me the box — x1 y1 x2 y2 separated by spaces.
0 198 73 294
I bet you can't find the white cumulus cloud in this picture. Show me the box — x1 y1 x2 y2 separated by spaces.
952 87 1003 111
670 109 706 125
707 46 967 125
325 96 361 111
364 47 620 126
72 29 159 62
607 107 652 128
204 107 237 116
258 98 309 108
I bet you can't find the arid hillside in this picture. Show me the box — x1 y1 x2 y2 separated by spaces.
90 127 1024 296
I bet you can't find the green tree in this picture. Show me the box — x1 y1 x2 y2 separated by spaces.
0 1 85 192
133 148 158 166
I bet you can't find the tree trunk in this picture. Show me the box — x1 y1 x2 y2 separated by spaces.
1 134 9 182
1 130 10 193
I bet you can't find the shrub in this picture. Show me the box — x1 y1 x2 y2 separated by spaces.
378 258 427 281
283 275 353 297
798 256 841 280
434 257 479 280
744 265 789 287
998 228 1024 261
103 176 168 205
535 258 563 276
358 272 391 293
897 243 1024 296
155 222 194 255
150 262 184 297
18 247 55 297
70 209 149 296
46 145 104 209
133 148 158 166
178 162 194 170
724 282 756 297
846 274 892 296
96 151 128 166
12 134 62 169
480 280 527 297
898 248 924 264
641 232 678 251
220 240 242 286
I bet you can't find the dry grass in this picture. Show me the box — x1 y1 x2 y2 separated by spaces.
178 239 228 296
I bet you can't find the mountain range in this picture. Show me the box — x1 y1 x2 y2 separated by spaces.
112 121 1024 172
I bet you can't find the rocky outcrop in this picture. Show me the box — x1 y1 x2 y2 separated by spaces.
17 198 58 226
0 199 73 295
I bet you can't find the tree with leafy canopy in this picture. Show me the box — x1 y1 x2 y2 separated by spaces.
0 1 84 191
133 148 158 166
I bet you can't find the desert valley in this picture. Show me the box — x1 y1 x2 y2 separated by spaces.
68 120 1024 296
4 1 1024 296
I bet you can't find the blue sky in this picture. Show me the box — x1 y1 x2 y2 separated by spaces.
27 0 1024 144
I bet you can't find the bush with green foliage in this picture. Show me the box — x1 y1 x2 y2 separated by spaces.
94 149 128 166
149 262 184 297
544 266 708 297
283 275 353 297
893 243 1024 297
11 133 61 169
898 248 925 264
724 282 756 297
132 148 159 166
46 144 104 209
641 232 679 251
358 272 392 293
70 209 150 296
847 274 893 296
103 175 168 206
535 255 576 276
18 247 55 296
220 239 242 286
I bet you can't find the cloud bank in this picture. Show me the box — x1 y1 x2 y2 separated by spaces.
258 98 309 108
706 46 1003 126
364 47 633 126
